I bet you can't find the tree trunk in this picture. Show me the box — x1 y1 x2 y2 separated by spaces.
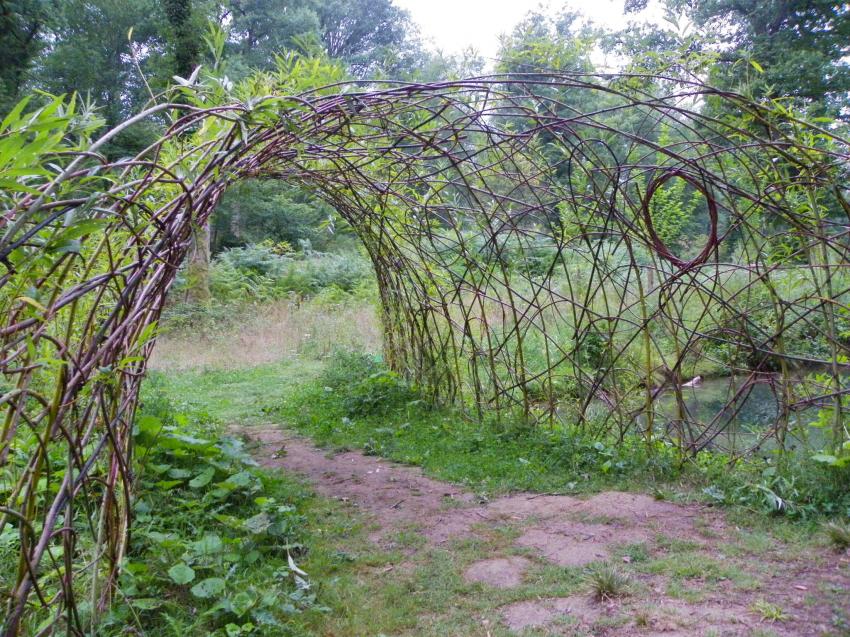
185 223 211 304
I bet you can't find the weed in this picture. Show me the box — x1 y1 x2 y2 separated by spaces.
751 599 790 622
151 298 380 371
824 521 850 550
621 543 650 564
587 565 630 601
99 384 328 636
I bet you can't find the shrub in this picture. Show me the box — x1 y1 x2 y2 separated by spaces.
587 565 630 601
825 520 850 550
172 244 375 305
320 350 419 416
101 382 322 635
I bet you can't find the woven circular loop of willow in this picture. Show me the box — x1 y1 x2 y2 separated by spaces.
641 169 720 270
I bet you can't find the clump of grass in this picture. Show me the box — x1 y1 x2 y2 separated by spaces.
824 520 850 551
587 565 630 601
634 611 650 627
751 599 789 622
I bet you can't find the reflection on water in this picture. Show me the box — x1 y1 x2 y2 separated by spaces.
654 375 834 453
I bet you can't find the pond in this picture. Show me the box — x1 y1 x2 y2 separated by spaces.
653 373 841 454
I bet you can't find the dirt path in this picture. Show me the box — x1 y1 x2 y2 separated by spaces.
245 425 849 636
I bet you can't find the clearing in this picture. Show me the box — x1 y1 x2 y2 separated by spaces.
240 424 848 636
152 360 849 636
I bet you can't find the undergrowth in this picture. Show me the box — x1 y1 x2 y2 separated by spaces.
586 565 630 601
100 379 328 637
274 350 850 520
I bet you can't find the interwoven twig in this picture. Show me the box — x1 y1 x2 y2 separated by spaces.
1 74 848 634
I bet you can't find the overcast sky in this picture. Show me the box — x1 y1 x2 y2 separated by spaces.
393 0 668 67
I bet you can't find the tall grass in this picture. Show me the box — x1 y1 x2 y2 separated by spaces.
151 298 381 371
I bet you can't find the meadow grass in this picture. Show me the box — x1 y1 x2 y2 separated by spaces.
138 302 848 637
150 297 381 371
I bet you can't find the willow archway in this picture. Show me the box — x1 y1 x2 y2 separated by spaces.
2 74 849 633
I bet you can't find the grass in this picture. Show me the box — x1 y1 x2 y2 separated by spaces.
751 599 790 623
824 520 850 550
135 305 850 636
98 382 353 637
586 565 630 600
147 358 323 425
150 297 380 371
270 349 850 523
271 356 685 498
135 353 617 635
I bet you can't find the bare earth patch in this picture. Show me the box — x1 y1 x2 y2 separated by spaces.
243 426 850 636
516 521 651 567
502 596 774 636
501 595 604 632
638 598 760 636
244 426 476 546
464 556 532 588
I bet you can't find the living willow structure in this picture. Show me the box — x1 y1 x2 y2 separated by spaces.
1 67 849 633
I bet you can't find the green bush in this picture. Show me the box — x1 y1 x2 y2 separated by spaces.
283 350 850 519
206 245 373 302
320 350 419 416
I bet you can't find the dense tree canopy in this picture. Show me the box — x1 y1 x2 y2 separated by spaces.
0 0 48 112
681 0 850 111
1 0 419 119
1 0 847 257
620 0 850 116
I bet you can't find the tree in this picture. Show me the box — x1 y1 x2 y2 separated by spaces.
36 0 162 128
315 0 412 76
0 0 50 112
162 0 200 78
666 0 850 117
212 181 340 253
226 0 320 74
496 9 597 76
224 0 417 79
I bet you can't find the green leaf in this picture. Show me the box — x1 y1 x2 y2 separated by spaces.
749 59 764 73
1 96 32 132
130 597 163 610
17 296 47 313
811 453 838 465
168 563 196 585
50 239 82 255
230 591 255 616
136 414 162 436
145 463 171 475
154 480 182 490
244 512 271 535
191 534 223 555
224 471 253 488
191 577 225 599
189 467 215 488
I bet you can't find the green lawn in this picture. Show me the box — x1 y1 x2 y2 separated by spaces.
146 358 322 425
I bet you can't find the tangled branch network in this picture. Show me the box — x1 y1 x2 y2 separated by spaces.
1 74 849 632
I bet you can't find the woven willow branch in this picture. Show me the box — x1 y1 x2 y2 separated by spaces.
1 75 848 633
